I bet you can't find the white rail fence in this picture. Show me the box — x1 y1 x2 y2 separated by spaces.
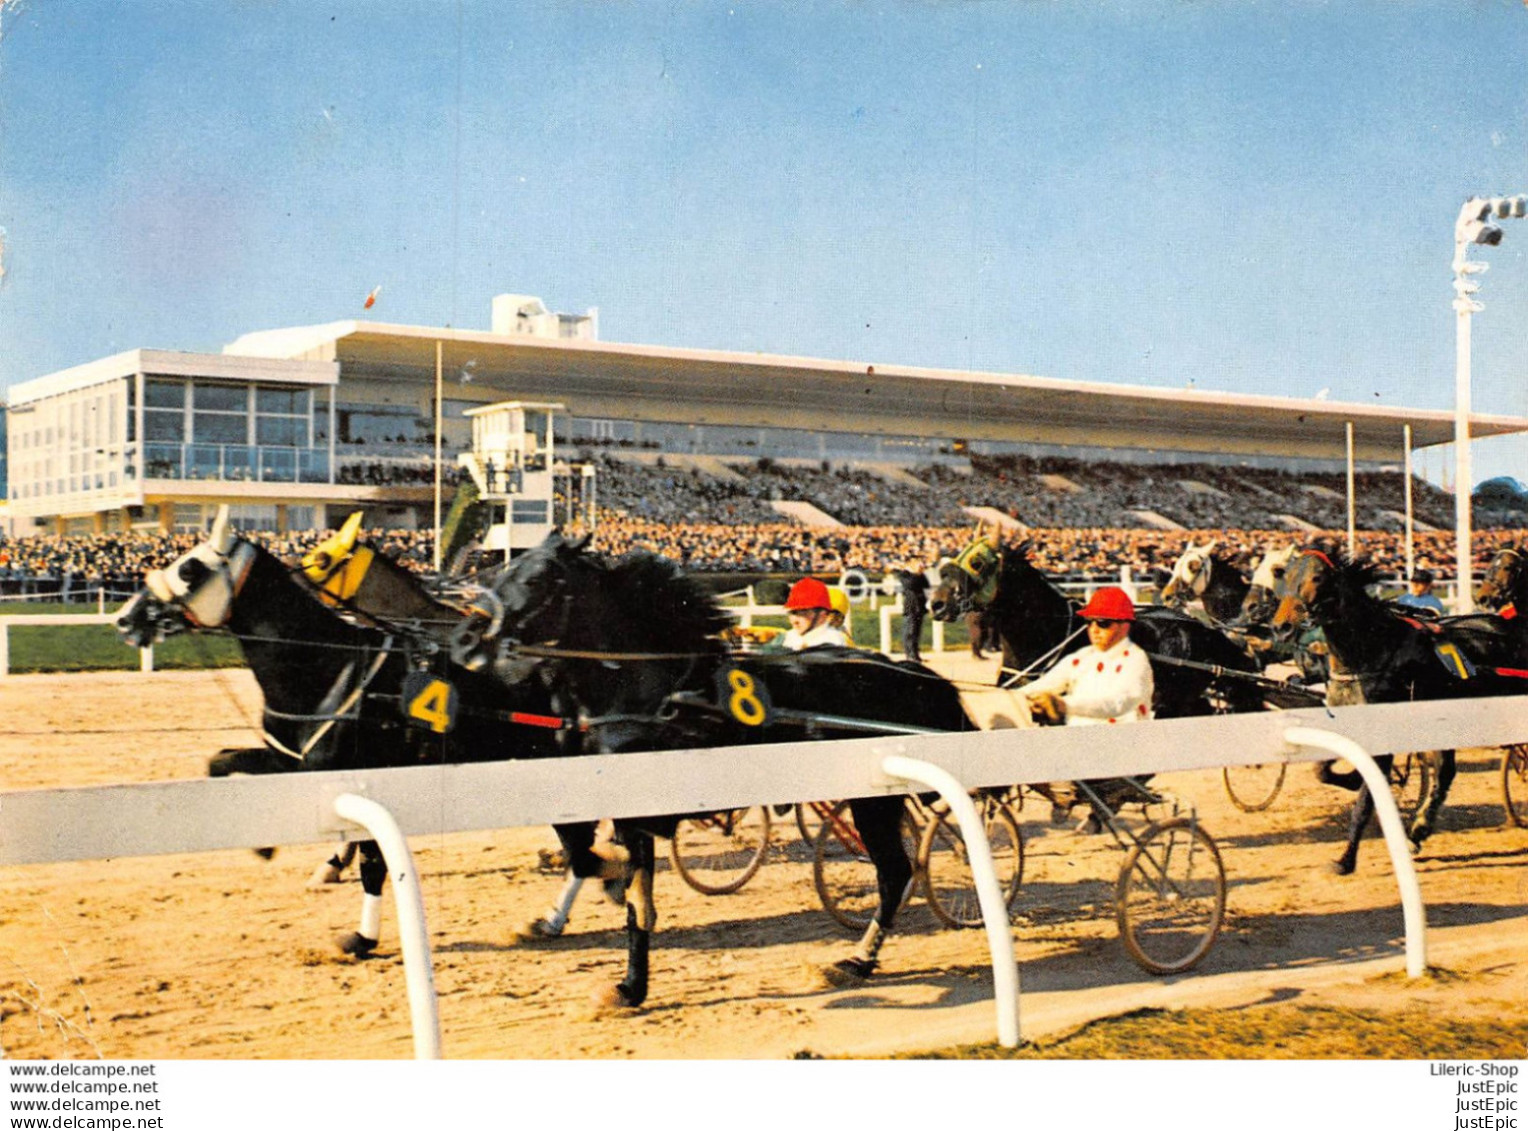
4 696 1525 1058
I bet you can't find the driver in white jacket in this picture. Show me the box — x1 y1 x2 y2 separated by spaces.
1024 586 1154 727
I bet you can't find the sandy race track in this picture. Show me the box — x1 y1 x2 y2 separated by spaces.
1 666 1525 1060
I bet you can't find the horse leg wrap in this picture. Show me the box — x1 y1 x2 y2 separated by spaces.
616 904 650 1008
626 867 656 933
534 874 583 937
851 921 887 970
359 893 382 944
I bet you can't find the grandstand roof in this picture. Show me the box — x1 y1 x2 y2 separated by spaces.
223 319 1528 463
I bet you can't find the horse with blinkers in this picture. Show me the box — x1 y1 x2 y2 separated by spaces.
443 532 980 1006
1269 548 1528 872
116 508 578 959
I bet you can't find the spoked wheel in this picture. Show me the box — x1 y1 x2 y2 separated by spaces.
921 797 1024 929
1116 816 1226 975
812 799 918 932
1503 744 1528 828
1222 762 1287 813
668 807 771 895
1389 753 1433 824
795 800 829 846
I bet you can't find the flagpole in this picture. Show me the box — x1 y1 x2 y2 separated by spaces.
433 339 443 573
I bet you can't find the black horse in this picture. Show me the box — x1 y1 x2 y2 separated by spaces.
296 515 627 931
450 532 976 1009
1270 549 1528 872
115 509 574 956
928 533 1266 717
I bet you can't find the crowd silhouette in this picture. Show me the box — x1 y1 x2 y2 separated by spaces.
2 454 1524 597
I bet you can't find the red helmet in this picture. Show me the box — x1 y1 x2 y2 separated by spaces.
783 577 833 612
1078 586 1135 622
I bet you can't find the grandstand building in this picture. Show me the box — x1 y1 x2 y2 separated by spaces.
5 291 1527 535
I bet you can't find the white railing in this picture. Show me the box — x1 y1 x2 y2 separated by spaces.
0 610 154 676
5 696 1524 1058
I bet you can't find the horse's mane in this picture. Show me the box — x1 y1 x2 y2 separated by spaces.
600 550 731 652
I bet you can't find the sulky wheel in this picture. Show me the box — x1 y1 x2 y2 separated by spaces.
920 796 1024 929
812 799 917 932
668 806 771 895
1116 816 1226 975
1503 744 1528 829
794 800 829 847
1221 762 1287 813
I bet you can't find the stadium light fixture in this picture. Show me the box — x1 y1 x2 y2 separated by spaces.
1451 194 1527 612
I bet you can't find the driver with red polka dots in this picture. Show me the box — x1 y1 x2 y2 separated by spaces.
1022 587 1154 728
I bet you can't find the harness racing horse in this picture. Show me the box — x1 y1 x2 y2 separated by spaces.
929 530 1267 716
297 513 626 933
115 507 572 957
450 532 976 1009
1161 541 1251 625
1270 549 1528 872
1476 546 1528 616
927 529 1272 823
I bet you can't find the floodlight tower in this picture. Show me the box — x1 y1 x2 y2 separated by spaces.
1451 193 1526 612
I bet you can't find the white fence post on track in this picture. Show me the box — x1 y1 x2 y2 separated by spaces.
1282 725 1428 978
880 754 1020 1048
331 793 442 1060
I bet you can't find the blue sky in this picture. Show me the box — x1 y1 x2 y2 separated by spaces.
2 0 1526 484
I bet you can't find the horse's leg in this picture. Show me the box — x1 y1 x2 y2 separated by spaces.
336 840 386 956
824 797 913 987
1333 754 1391 875
599 830 656 1010
311 841 359 887
1408 749 1457 850
1315 760 1363 792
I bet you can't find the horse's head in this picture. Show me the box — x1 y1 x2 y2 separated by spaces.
300 511 370 606
1243 544 1296 624
490 531 587 647
1476 547 1525 612
1161 541 1217 607
116 506 257 645
929 524 1003 621
1268 548 1335 635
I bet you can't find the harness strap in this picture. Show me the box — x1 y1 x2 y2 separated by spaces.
997 623 1087 689
261 637 394 758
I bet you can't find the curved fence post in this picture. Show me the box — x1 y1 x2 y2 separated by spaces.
880 754 1020 1048
1282 725 1427 977
332 792 442 1059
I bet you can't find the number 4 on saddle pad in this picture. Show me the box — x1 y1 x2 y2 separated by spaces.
402 671 459 734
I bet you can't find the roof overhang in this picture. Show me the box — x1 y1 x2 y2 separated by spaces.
223 321 1528 463
10 349 338 404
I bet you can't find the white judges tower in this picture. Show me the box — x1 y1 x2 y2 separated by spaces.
459 400 594 556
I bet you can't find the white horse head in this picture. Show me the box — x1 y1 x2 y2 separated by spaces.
1163 540 1218 602
142 505 257 629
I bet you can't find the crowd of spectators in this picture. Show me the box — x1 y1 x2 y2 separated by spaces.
336 459 467 487
2 454 1523 597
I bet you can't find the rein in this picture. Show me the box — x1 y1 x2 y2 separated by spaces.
260 636 395 758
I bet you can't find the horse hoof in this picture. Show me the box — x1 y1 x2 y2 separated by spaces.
820 958 877 988
589 983 643 1013
509 918 563 945
336 931 378 957
253 846 277 861
1329 859 1356 876
309 863 344 887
